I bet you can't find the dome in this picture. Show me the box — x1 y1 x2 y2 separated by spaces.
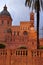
0 5 12 19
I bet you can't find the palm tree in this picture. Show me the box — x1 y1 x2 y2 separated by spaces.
25 0 43 49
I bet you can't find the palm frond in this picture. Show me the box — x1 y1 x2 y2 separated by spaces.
25 0 29 6
25 0 31 7
40 0 43 10
25 0 43 12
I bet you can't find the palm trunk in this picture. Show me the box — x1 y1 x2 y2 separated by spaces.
37 11 40 49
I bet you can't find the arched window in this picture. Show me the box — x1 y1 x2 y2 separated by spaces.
14 31 16 36
23 31 28 35
2 20 4 25
18 51 20 55
17 32 19 36
7 21 9 25
7 28 12 34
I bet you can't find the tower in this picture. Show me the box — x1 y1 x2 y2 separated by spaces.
30 12 34 21
0 5 12 41
30 12 34 27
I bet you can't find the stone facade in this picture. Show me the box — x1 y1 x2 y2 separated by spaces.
0 5 43 65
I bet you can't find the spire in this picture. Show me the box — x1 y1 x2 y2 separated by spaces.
30 11 34 21
4 4 7 11
30 12 34 27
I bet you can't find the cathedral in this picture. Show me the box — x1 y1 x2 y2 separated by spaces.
0 5 43 65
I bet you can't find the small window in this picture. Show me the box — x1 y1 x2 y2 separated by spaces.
14 31 16 36
7 28 12 33
2 20 4 25
23 51 25 55
7 28 12 35
32 42 34 45
32 51 33 56
17 32 19 36
11 53 12 55
16 51 17 55
1 53 2 55
6 52 7 55
26 51 27 56
37 51 39 56
21 51 22 55
7 21 10 26
18 51 20 55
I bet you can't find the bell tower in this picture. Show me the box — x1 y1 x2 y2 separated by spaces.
30 12 34 27
30 12 34 21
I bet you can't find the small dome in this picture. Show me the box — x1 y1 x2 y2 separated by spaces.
0 5 12 19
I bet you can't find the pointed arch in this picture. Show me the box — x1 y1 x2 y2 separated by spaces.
23 31 28 35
